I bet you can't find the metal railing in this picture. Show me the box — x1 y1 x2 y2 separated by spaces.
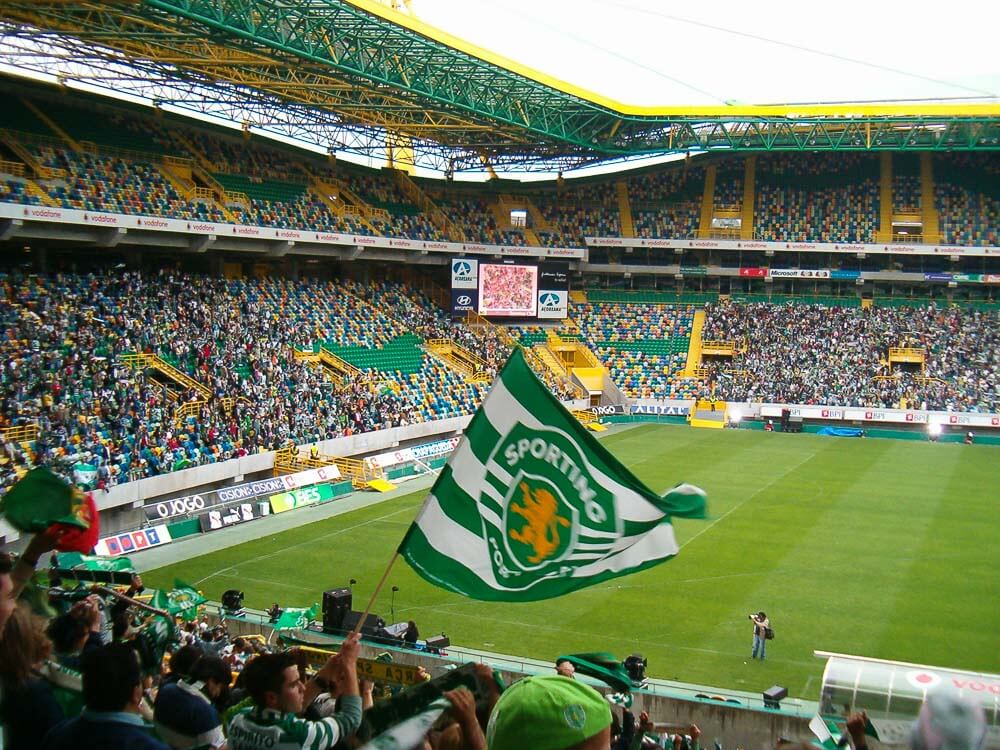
1 422 40 443
0 159 26 176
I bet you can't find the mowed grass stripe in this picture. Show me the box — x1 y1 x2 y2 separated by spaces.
875 445 1000 674
726 440 953 694
142 426 1000 696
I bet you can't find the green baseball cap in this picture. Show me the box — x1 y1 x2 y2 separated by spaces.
487 675 612 750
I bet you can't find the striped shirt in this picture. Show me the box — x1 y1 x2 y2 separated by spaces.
227 696 362 750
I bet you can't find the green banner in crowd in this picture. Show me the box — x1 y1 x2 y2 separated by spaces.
273 603 319 631
149 580 206 621
356 698 450 750
134 613 177 676
54 552 135 584
269 483 336 514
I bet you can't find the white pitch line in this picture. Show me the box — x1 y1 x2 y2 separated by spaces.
209 572 315 592
436 608 818 667
193 504 418 586
679 447 821 551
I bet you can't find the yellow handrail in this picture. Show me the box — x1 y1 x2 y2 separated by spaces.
1 422 39 443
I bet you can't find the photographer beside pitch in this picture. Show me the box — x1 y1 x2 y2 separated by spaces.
749 611 771 661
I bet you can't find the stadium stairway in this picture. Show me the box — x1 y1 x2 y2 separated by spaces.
21 97 83 152
573 410 608 431
333 456 390 490
323 174 387 233
424 338 491 383
531 343 570 382
689 399 727 429
20 174 58 206
296 162 377 233
273 444 341 477
119 353 212 402
919 153 940 241
393 169 465 241
318 347 363 386
683 309 706 375
544 332 608 398
615 181 635 237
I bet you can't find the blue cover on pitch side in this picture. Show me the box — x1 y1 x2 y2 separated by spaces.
817 427 864 437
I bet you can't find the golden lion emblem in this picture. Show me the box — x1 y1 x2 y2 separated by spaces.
508 481 570 563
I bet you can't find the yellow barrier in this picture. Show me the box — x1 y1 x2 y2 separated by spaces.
294 646 421 685
888 347 926 364
1 422 39 443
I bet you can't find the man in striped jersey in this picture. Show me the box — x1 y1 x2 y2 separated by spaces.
228 632 362 750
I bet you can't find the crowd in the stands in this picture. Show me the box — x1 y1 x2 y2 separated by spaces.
701 300 1000 411
0 271 581 493
0 541 988 750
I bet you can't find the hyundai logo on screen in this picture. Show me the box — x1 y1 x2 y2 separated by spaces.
453 261 471 275
457 295 472 306
539 293 561 306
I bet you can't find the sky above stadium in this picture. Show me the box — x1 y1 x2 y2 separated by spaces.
411 0 1000 107
3 0 998 179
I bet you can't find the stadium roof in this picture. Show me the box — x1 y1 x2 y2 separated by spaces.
1 0 999 173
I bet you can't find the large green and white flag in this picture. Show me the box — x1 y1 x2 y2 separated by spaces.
273 604 319 632
399 348 706 601
356 698 450 750
72 462 98 490
149 581 206 622
809 715 844 750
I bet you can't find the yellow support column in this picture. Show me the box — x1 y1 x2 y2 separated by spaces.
920 154 940 242
20 98 82 152
616 181 635 237
699 165 716 237
877 153 893 243
740 156 756 240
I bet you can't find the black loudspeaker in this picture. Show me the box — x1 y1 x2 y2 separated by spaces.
222 589 245 614
425 635 450 652
341 611 384 636
763 684 788 708
322 588 353 633
623 654 647 684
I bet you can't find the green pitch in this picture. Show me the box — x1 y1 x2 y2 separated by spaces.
143 425 1000 698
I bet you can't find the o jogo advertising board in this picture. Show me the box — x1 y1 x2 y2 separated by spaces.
144 464 340 521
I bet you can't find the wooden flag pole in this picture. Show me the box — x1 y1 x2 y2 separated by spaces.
351 551 400 636
93 585 169 618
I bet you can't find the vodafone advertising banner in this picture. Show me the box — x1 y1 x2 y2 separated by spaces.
585 235 1000 258
1 202 584 259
